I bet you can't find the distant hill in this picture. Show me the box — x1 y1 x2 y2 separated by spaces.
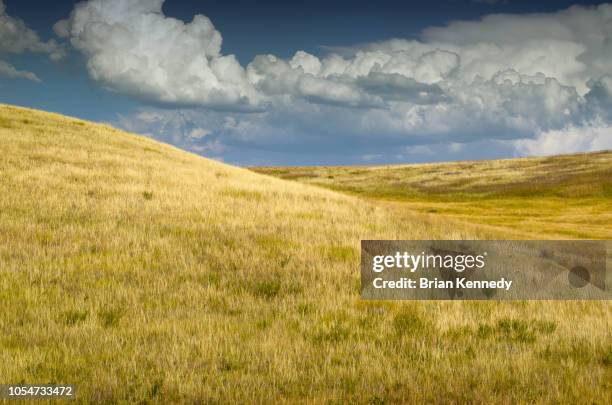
253 151 612 238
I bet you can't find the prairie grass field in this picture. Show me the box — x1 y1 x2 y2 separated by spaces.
0 104 611 403
253 152 612 239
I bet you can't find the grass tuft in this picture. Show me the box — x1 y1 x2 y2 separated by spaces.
62 310 88 326
98 308 125 328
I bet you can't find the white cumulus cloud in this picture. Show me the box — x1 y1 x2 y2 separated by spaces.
514 122 612 156
57 1 612 162
54 0 260 109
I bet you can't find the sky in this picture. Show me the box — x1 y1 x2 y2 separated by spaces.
1 0 611 166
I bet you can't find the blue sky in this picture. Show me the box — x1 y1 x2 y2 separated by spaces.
1 0 611 165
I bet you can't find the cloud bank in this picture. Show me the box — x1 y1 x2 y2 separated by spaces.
56 0 612 163
54 0 259 109
0 0 63 81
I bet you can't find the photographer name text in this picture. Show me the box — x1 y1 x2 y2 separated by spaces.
372 277 513 291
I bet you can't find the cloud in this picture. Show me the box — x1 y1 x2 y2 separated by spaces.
0 60 40 81
59 1 612 162
116 109 226 156
514 122 612 156
55 0 260 109
420 6 612 94
0 0 64 81
585 75 612 119
356 72 449 104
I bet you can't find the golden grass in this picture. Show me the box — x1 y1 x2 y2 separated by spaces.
1 104 611 403
253 151 612 239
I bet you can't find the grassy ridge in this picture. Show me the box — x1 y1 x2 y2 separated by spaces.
1 104 611 403
253 152 612 239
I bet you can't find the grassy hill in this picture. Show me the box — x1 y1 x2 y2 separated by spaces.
253 151 612 239
1 104 610 403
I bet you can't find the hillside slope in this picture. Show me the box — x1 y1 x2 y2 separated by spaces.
254 151 612 238
0 105 610 403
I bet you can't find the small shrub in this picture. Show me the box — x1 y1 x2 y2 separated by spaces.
601 346 612 366
219 356 243 372
327 246 358 262
297 302 315 316
255 236 284 252
538 340 594 365
149 377 164 398
98 308 125 328
393 311 428 336
368 395 387 405
62 310 88 326
312 321 350 344
252 278 281 299
478 318 556 344
223 188 264 201
0 117 14 128
497 318 536 343
143 146 161 154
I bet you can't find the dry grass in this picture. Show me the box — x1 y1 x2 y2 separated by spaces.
1 104 611 403
253 151 612 239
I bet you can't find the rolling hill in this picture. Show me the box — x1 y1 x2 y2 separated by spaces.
1 104 610 403
253 151 612 239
